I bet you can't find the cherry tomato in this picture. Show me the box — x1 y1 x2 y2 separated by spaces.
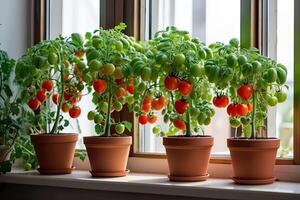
93 79 107 94
116 87 127 98
61 102 71 113
173 118 186 130
63 92 73 101
175 100 189 114
28 97 40 111
174 54 186 65
115 123 125 134
41 80 53 91
101 63 115 75
164 76 178 91
148 114 158 124
143 97 152 105
52 93 58 104
247 103 253 113
276 91 287 103
142 103 151 113
227 103 237 117
75 50 85 58
126 84 134 94
151 95 165 110
236 104 248 116
69 106 81 118
178 80 192 96
139 115 148 125
213 95 229 108
237 85 253 100
115 79 124 85
36 89 47 103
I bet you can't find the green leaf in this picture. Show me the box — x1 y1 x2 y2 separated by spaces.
123 121 132 132
63 120 70 127
4 84 13 97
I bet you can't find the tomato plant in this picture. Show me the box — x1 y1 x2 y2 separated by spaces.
135 27 215 137
15 35 83 134
207 38 288 138
84 23 138 136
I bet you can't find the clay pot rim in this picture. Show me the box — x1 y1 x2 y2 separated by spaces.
31 133 78 144
84 136 132 145
163 136 214 147
227 137 280 148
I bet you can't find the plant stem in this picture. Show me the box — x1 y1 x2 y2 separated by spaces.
50 50 63 134
104 79 112 137
185 100 192 137
250 89 257 139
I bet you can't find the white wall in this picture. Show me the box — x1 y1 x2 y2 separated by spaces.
0 0 32 59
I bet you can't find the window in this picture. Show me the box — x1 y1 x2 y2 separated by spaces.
137 0 296 160
48 0 100 148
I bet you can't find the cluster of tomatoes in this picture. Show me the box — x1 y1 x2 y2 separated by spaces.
27 80 53 111
138 95 165 125
213 85 254 127
164 75 193 96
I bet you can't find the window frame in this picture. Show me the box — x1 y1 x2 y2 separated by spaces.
36 0 300 165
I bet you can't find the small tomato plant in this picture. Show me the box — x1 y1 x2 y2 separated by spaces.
83 23 140 136
15 36 83 134
206 38 288 138
135 27 215 137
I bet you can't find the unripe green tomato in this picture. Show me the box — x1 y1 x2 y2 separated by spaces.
115 123 125 134
252 61 262 73
99 102 108 113
227 54 238 67
114 101 123 112
240 117 251 126
230 117 241 128
23 163 32 171
203 117 211 125
87 111 96 120
198 48 207 59
94 114 103 124
48 52 58 65
174 53 186 65
197 113 207 125
266 95 278 106
190 107 200 119
126 96 135 105
152 126 161 134
238 55 248 66
276 91 287 103
89 59 102 71
190 63 205 77
77 61 86 70
229 38 239 48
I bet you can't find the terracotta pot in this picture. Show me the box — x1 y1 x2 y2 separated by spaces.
31 133 78 175
163 136 214 182
84 136 132 177
227 138 280 185
0 145 10 163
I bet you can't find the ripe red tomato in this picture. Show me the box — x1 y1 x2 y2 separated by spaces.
142 103 151 113
28 98 40 111
93 79 107 94
42 80 53 91
127 84 134 94
164 76 178 91
236 104 248 116
227 103 237 117
173 118 186 130
247 103 253 112
75 50 85 58
143 97 152 105
116 87 127 98
61 103 71 113
213 95 229 108
139 115 148 125
237 85 253 100
175 100 189 114
36 89 47 103
151 96 165 110
178 80 192 96
52 93 58 104
64 92 73 101
115 79 124 85
148 114 158 124
69 106 81 118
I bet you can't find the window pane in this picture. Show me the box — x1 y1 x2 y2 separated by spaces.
140 0 241 155
49 0 100 148
275 0 294 158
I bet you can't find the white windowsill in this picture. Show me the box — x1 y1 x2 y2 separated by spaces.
1 169 300 200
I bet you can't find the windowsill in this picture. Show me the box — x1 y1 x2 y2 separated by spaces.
1 169 300 200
